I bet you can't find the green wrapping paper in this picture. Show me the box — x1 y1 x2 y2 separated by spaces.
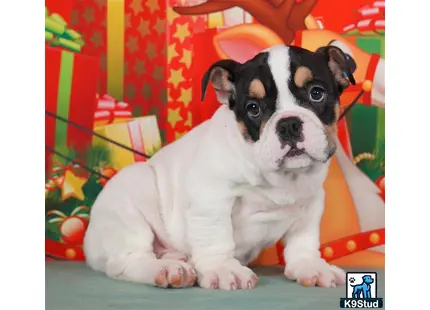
45 7 85 53
343 33 385 181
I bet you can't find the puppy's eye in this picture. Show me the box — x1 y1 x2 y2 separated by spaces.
308 85 326 103
246 101 261 118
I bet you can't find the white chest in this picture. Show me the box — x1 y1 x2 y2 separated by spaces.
231 171 323 264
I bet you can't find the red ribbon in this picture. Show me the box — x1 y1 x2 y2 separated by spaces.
127 120 147 163
362 54 380 106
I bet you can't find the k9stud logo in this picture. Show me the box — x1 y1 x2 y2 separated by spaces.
340 272 383 308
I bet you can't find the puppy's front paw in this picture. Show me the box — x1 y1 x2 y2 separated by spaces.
197 260 258 290
284 258 346 288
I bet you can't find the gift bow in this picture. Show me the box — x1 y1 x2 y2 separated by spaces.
342 1 385 36
45 7 85 52
94 94 132 126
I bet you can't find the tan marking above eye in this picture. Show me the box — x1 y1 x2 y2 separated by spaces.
249 79 266 99
294 66 313 88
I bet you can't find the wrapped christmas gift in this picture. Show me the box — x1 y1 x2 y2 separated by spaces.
93 116 162 170
340 0 385 181
94 94 133 128
45 47 99 171
45 7 85 52
68 0 206 143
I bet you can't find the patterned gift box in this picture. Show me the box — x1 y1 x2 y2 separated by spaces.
93 116 162 170
65 0 205 143
45 46 99 172
341 1 385 181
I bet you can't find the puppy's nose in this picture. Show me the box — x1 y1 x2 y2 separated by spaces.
276 117 304 145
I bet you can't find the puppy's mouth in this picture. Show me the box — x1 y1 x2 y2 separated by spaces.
285 147 305 158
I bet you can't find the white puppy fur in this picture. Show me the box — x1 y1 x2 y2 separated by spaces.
84 45 347 290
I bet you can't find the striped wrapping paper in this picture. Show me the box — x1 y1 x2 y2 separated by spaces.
93 116 162 170
341 0 385 181
94 94 132 128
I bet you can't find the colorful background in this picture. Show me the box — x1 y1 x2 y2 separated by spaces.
45 0 385 268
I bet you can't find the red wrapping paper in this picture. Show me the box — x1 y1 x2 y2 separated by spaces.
190 29 222 127
45 47 99 171
45 0 72 24
68 0 168 139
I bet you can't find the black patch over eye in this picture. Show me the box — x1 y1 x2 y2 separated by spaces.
308 85 326 103
245 100 261 118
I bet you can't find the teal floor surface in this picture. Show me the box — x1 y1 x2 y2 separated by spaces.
46 262 384 310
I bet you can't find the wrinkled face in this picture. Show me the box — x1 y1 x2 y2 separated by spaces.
202 45 356 171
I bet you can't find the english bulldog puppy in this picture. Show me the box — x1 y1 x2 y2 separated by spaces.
84 44 355 290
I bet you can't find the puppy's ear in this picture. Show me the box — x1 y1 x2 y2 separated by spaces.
316 45 356 90
201 59 241 105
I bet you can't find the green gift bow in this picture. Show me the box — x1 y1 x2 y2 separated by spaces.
45 7 85 53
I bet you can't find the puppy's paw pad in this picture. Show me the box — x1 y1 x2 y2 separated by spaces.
198 263 258 290
154 268 168 288
285 259 345 288
163 260 195 288
168 266 185 288
186 268 197 287
300 276 318 287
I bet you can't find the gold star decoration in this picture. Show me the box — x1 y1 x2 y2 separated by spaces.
168 108 183 128
178 87 192 107
141 84 152 100
159 91 167 104
137 19 150 38
126 36 139 54
129 0 143 15
82 7 95 24
61 170 87 201
159 46 166 58
94 0 107 9
175 131 187 140
124 84 136 99
167 88 174 102
168 68 185 88
100 53 107 73
125 13 132 29
152 65 164 82
184 111 192 127
154 18 166 35
146 0 160 14
180 48 192 68
90 31 103 49
133 59 146 77
124 61 130 76
168 43 179 64
173 23 190 43
146 42 157 60
167 7 179 24
70 9 79 27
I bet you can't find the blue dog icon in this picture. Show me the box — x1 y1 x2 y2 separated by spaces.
351 275 374 299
